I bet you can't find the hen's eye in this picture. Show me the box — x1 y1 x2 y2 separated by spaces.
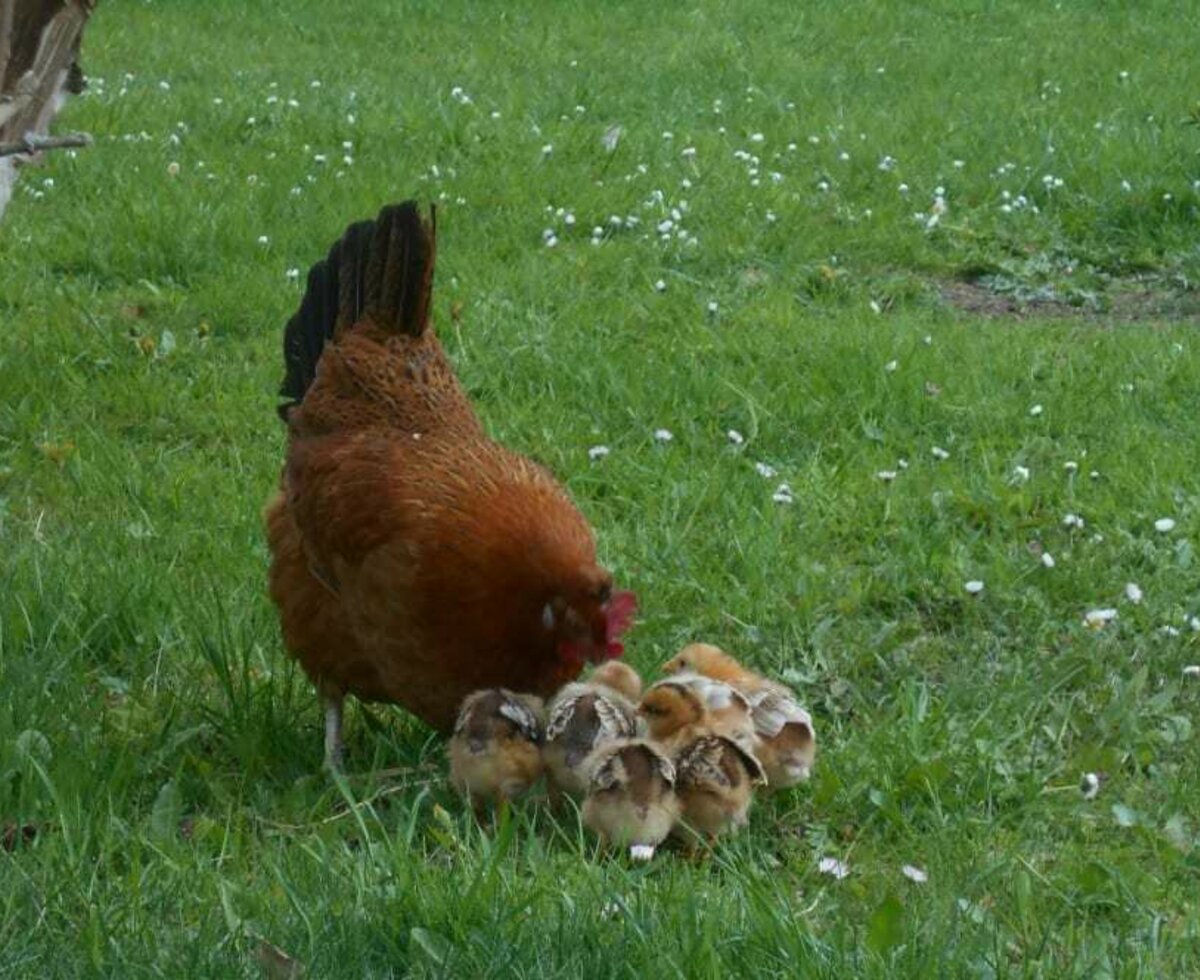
596 582 612 603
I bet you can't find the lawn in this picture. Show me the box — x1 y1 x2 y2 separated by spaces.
2 0 1200 975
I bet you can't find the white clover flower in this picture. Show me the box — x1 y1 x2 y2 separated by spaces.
1064 460 1078 474
898 183 909 194
869 300 883 315
755 462 777 479
818 857 849 879
707 300 718 315
727 430 745 446
588 445 610 461
1154 518 1176 533
772 483 795 505
681 146 696 159
1084 608 1118 628
1029 404 1044 417
931 446 950 461
878 155 897 172
1125 582 1144 603
653 279 666 293
884 359 898 372
901 865 928 884
765 211 777 223
877 470 898 482
257 235 270 246
656 219 673 234
653 429 673 443
1040 552 1055 568
1013 465 1031 482
1081 773 1101 800
749 132 765 143
1063 513 1085 529
166 161 180 177
541 143 554 157
964 580 984 595
285 267 300 281
1183 665 1200 678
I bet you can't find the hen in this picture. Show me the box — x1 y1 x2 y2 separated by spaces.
265 202 636 766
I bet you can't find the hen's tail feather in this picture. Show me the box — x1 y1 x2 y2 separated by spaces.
277 201 436 421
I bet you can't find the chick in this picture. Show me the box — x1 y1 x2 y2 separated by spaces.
674 733 766 843
637 680 711 752
543 663 641 800
448 689 545 814
581 739 680 860
663 643 816 789
742 687 816 789
589 660 644 701
666 672 757 751
662 642 761 691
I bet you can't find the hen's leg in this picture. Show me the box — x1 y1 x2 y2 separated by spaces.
323 694 345 771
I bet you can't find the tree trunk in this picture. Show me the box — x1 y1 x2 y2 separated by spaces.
0 0 95 221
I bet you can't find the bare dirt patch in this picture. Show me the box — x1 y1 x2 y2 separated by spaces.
938 280 1200 325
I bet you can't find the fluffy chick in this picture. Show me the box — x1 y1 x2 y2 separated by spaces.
637 680 711 752
663 643 816 789
662 642 763 691
743 687 816 789
588 660 644 702
674 733 766 843
543 663 641 799
448 689 545 814
582 739 679 860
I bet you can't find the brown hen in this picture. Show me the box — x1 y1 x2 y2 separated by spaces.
265 202 636 766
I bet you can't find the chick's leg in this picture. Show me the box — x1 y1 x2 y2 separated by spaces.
323 694 345 771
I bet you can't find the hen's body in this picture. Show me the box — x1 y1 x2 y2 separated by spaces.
266 204 627 754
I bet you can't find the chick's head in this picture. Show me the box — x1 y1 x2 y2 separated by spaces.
661 643 744 685
637 682 707 741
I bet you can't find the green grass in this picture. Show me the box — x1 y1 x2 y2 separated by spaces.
3 0 1200 975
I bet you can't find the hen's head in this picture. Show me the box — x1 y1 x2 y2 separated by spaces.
542 569 637 671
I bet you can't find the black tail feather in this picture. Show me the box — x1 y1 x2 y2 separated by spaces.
277 202 435 421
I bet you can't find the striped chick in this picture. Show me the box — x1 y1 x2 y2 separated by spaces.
674 733 766 843
448 689 545 815
543 664 640 800
582 739 679 861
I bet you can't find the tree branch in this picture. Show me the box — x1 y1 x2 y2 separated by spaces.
0 130 90 157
